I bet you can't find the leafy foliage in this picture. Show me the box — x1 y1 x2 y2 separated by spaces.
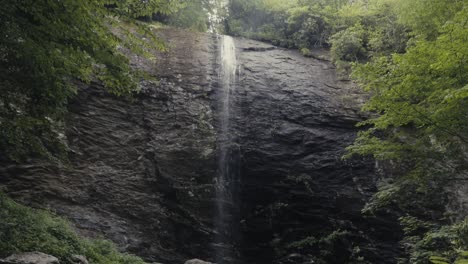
0 192 145 263
0 0 189 162
226 0 409 76
346 1 468 263
348 3 468 198
400 218 468 264
330 24 366 62
225 0 339 48
394 0 465 40
144 0 212 32
164 0 210 32
285 230 370 264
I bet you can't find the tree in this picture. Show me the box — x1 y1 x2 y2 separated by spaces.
348 5 468 178
0 0 183 162
347 3 468 262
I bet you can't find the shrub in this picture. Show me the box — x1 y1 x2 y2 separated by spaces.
401 218 468 264
330 25 367 62
0 193 146 264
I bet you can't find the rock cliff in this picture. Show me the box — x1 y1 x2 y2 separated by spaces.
0 29 401 263
232 39 401 264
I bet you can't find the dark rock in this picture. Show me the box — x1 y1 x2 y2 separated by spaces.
231 38 401 264
241 47 277 52
0 29 218 264
0 29 402 264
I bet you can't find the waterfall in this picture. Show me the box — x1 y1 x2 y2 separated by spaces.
215 35 239 263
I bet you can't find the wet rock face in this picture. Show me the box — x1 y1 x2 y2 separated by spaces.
0 29 219 263
230 39 402 263
0 29 401 264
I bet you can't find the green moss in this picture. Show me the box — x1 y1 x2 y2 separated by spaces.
0 192 146 264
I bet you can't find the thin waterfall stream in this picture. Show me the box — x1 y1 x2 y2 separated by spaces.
215 35 240 263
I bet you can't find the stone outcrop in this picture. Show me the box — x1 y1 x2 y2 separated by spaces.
0 29 402 263
184 259 215 264
0 252 59 264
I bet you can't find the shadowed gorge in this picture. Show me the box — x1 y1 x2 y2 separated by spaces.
0 1 467 264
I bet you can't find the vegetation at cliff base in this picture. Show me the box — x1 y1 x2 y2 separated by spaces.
0 192 146 264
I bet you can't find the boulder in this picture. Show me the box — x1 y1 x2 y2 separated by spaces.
1 252 59 264
184 259 214 264
71 255 88 264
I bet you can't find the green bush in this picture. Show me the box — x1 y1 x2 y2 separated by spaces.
330 24 366 62
285 229 369 264
402 219 468 264
0 193 146 264
164 0 209 32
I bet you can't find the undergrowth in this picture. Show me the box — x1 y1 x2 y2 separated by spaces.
0 192 146 264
